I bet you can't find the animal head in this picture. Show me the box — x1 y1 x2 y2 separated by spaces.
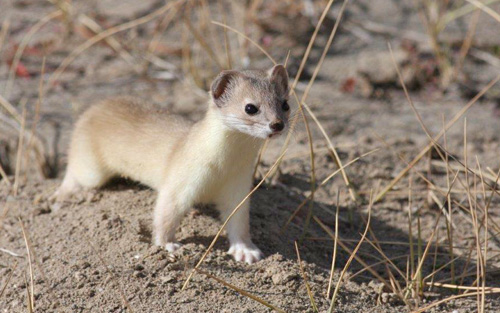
210 64 290 139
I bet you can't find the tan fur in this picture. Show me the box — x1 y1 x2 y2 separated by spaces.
53 65 290 264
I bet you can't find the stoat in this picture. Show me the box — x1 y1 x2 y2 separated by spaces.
53 65 290 264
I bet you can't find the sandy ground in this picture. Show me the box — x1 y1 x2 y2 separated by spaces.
1 0 500 312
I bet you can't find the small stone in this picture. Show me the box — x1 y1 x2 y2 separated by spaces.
33 193 43 204
271 272 297 285
74 271 86 281
160 274 176 284
133 264 144 271
34 205 51 215
81 261 91 269
143 281 155 288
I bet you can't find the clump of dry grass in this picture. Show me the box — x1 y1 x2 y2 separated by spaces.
418 0 500 89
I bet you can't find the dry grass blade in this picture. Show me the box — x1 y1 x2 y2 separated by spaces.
412 289 500 313
313 216 392 291
411 214 443 286
363 236 407 281
4 10 62 97
296 95 317 242
0 162 11 186
216 0 232 69
182 150 287 291
184 17 224 70
326 192 340 298
78 14 136 67
87 239 134 313
289 0 335 91
23 273 33 313
24 58 45 182
144 6 179 72
47 0 184 90
19 218 35 312
13 100 27 196
374 73 500 202
211 21 275 63
426 282 500 292
453 8 481 81
252 139 268 180
254 0 333 191
0 93 48 179
294 241 318 312
466 0 500 23
0 247 21 257
280 0 357 202
0 261 17 298
0 19 10 56
282 149 378 231
0 94 22 122
328 193 372 312
196 269 287 313
438 0 500 31
302 101 359 201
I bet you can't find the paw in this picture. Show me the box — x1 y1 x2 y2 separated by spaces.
228 242 262 264
165 242 182 252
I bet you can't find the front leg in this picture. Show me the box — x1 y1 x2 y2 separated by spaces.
153 187 190 252
217 184 262 264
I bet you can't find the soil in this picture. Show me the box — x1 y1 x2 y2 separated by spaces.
1 0 500 312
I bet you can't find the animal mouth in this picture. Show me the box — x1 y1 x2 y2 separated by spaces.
268 132 281 138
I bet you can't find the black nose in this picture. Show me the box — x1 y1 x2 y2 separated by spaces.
270 120 284 132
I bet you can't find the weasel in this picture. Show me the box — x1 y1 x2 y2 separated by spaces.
53 65 290 264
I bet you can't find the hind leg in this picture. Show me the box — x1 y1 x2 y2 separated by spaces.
52 142 112 202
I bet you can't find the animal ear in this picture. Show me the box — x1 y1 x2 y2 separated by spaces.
211 70 240 106
269 64 289 95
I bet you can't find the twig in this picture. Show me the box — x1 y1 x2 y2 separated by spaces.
196 269 287 313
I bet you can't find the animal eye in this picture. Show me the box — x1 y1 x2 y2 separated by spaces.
282 100 290 111
245 104 259 115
